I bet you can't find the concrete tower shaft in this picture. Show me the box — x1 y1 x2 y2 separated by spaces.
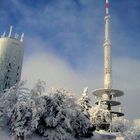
0 26 24 91
104 0 112 89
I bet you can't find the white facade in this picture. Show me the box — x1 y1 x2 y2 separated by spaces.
0 35 24 91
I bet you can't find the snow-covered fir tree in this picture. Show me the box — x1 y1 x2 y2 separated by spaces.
111 117 130 133
0 81 33 139
9 101 33 140
78 87 91 118
0 81 96 140
0 81 30 122
30 79 46 99
123 125 140 140
33 88 95 140
89 100 111 130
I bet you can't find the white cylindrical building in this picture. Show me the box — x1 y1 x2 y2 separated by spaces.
0 27 24 91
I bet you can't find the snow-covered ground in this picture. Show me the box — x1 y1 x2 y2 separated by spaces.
0 129 12 140
0 129 116 140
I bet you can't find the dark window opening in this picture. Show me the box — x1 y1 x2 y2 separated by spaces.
9 63 11 66
6 76 8 79
8 70 10 72
5 83 7 88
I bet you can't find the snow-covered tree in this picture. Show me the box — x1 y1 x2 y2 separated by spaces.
78 87 91 118
123 125 139 140
0 81 30 124
33 88 95 139
30 79 46 99
111 117 130 133
111 118 140 139
0 81 96 140
0 81 34 140
9 101 33 140
48 88 78 109
70 110 95 138
89 101 111 131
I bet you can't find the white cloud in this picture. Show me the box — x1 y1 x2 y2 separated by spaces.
22 47 101 96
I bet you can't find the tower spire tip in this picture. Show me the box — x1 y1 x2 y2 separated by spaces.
106 0 109 16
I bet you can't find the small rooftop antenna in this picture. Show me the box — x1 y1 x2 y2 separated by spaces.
15 33 19 39
8 25 13 38
1 32 6 37
20 33 24 42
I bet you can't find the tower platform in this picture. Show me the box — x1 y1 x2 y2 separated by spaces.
95 100 121 106
93 88 124 98
111 111 124 117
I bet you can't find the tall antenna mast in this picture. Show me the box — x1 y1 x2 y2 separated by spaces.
106 0 109 16
93 0 124 131
104 0 112 89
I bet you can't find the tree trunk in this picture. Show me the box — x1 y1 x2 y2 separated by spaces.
15 135 25 140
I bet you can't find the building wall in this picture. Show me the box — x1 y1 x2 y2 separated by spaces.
0 37 24 91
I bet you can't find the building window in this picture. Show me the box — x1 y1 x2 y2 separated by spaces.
8 70 10 73
9 63 11 66
17 73 19 76
5 83 7 88
6 76 8 79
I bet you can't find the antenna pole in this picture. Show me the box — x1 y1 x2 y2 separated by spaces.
20 33 24 42
106 0 109 16
104 0 112 89
8 26 13 38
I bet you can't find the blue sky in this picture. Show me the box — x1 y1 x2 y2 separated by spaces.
1 0 140 61
0 0 140 120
